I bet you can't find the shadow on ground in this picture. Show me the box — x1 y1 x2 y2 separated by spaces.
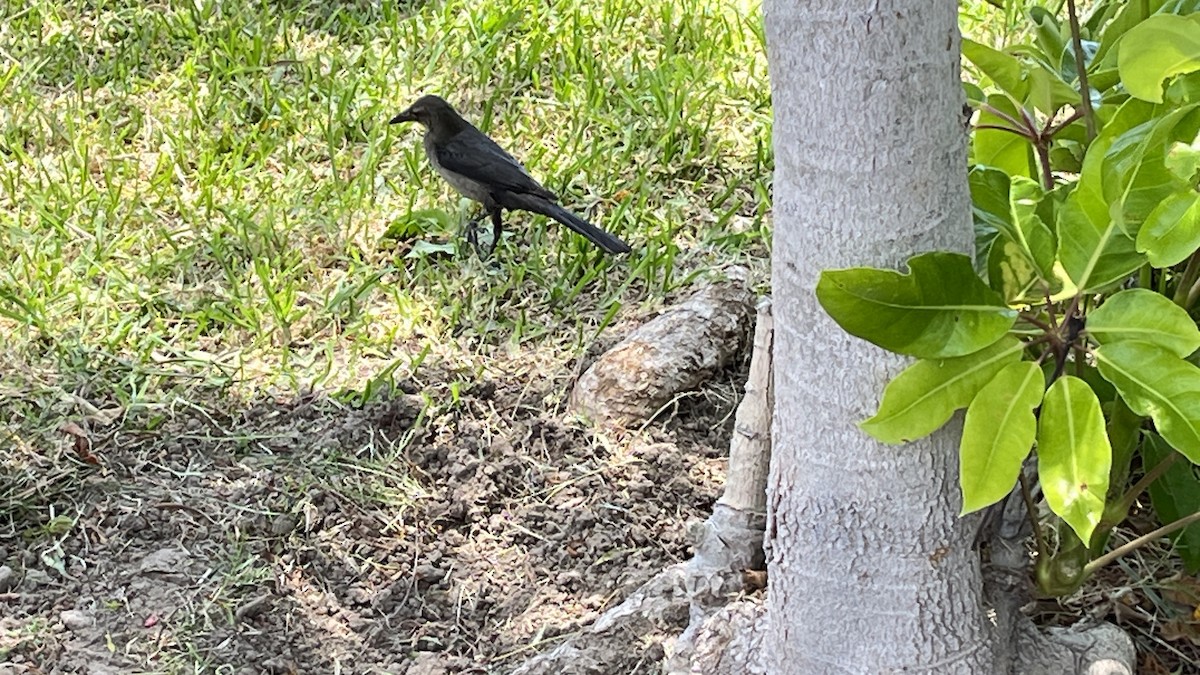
1 361 742 674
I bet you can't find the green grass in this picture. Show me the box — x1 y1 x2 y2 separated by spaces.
0 0 771 414
0 0 1046 423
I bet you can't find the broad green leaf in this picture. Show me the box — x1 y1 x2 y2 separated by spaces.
962 39 1076 115
1056 182 1142 292
1136 190 1200 267
1038 376 1112 545
988 238 1046 304
969 166 1016 236
1008 177 1057 277
1087 67 1122 95
973 95 1037 179
1092 0 1172 65
1001 188 1057 301
1049 118 1090 174
1144 433 1200 574
1096 341 1200 462
816 252 1017 359
971 168 1060 302
1030 6 1068 74
1087 288 1200 357
960 361 1045 514
862 336 1025 444
1049 142 1085 175
963 39 1028 100
1026 66 1084 116
1118 14 1200 103
971 168 1016 280
1057 100 1154 292
1102 107 1199 187
964 81 987 106
1102 105 1200 236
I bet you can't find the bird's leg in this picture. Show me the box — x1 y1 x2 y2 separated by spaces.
488 209 504 256
460 210 485 257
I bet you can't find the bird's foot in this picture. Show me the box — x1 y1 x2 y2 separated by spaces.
460 219 487 258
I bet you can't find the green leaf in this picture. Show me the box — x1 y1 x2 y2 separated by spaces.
816 252 1017 359
862 336 1025 445
1087 288 1200 357
1056 182 1142 292
964 81 987 106
1026 66 1084 116
987 237 1047 304
970 170 1059 303
1144 433 1200 574
972 170 1057 273
970 165 1017 236
973 95 1037 179
1118 14 1200 103
383 208 455 240
962 39 1076 115
1096 341 1200 462
1136 190 1200 267
960 361 1045 514
1107 397 1145 500
1038 376 1112 545
1030 6 1068 74
963 39 1028 101
1057 99 1155 292
1092 0 1171 65
1102 105 1200 236
405 240 457 259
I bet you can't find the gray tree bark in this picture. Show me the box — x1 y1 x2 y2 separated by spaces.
764 0 997 671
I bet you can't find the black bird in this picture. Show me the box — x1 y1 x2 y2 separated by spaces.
389 95 631 255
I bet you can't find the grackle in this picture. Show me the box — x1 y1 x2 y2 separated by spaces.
390 95 631 255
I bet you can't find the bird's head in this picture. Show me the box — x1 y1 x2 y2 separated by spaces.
389 94 455 127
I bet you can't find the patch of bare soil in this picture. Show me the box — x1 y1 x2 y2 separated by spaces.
0 363 741 674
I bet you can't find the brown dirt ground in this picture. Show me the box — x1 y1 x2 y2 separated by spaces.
1 357 745 675
5 345 1199 673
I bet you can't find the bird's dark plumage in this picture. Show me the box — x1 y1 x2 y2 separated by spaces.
390 95 631 255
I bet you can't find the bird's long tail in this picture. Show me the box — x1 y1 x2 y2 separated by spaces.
514 196 631 254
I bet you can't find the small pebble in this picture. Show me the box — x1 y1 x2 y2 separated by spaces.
60 609 94 630
0 565 15 592
138 548 189 575
414 564 446 583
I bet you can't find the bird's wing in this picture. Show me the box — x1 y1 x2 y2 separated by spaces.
434 131 558 200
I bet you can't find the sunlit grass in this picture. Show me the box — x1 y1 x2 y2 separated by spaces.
0 0 771 414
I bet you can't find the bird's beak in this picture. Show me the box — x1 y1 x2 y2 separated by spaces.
389 108 415 124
